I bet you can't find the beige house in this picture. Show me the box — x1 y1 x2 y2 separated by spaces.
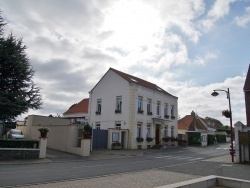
89 68 178 149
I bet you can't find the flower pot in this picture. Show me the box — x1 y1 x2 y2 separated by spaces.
83 133 91 139
40 131 47 138
112 145 122 150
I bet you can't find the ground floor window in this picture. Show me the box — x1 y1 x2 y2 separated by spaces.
115 121 121 129
96 122 100 129
164 126 168 137
137 123 142 137
171 126 174 137
146 124 151 137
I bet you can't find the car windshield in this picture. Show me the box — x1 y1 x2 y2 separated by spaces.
11 130 23 135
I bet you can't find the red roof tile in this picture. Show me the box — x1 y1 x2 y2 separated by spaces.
178 115 193 129
110 68 177 98
244 64 250 91
178 114 207 131
63 98 89 115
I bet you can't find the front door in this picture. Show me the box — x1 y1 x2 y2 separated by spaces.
155 125 160 145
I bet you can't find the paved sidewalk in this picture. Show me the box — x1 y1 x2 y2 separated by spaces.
0 149 144 165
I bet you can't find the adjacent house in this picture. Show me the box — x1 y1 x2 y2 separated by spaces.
178 111 216 146
63 98 89 124
89 68 178 149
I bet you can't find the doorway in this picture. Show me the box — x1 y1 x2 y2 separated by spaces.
155 124 160 145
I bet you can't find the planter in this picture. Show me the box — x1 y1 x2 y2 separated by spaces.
40 131 48 138
112 145 122 150
83 133 91 139
222 110 231 118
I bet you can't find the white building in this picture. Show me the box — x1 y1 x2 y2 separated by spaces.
89 68 178 149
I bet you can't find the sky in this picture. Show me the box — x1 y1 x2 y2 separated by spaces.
1 0 250 126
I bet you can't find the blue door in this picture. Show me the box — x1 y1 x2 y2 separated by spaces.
92 129 108 150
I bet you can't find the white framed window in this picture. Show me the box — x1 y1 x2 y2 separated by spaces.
156 101 161 116
115 122 121 129
171 105 174 117
171 126 174 137
164 104 168 116
147 99 152 113
96 122 100 129
116 96 122 111
164 126 168 137
137 123 142 137
138 96 143 111
96 99 102 113
146 124 151 137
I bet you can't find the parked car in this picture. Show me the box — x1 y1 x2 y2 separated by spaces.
7 129 24 139
229 141 235 155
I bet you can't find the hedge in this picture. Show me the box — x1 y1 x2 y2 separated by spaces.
0 139 39 148
215 134 226 143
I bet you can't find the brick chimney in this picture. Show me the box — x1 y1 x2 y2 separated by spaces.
243 64 250 127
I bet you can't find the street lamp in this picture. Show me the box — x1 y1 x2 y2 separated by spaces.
211 88 234 162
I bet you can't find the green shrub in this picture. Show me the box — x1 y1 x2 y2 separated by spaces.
215 134 226 143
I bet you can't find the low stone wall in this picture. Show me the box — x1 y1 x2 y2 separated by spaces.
0 148 39 160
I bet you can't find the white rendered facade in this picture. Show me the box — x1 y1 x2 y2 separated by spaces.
89 68 178 149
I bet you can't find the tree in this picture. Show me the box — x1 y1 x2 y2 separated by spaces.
0 13 42 122
205 116 223 128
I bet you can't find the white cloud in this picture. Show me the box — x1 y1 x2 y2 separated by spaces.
201 0 236 31
193 52 218 65
166 75 246 126
234 6 250 27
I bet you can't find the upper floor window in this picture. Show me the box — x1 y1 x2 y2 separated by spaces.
115 96 122 113
164 104 169 118
156 101 161 116
147 99 152 115
96 122 100 129
115 122 121 129
138 96 143 113
96 99 102 114
171 105 175 119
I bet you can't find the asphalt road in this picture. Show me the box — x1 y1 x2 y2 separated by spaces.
0 144 230 187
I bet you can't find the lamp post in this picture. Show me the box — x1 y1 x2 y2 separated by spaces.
211 88 234 162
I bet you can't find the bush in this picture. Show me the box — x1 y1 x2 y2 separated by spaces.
0 139 39 148
215 134 226 143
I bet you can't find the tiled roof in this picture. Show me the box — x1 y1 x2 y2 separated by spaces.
178 115 193 129
110 68 177 98
244 64 250 91
63 98 89 115
178 114 207 131
195 118 207 131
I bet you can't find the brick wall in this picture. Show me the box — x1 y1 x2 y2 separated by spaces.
0 148 39 160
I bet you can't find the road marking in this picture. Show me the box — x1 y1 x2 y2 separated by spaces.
188 158 203 161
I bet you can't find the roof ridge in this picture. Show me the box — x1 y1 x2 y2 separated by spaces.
110 67 177 98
